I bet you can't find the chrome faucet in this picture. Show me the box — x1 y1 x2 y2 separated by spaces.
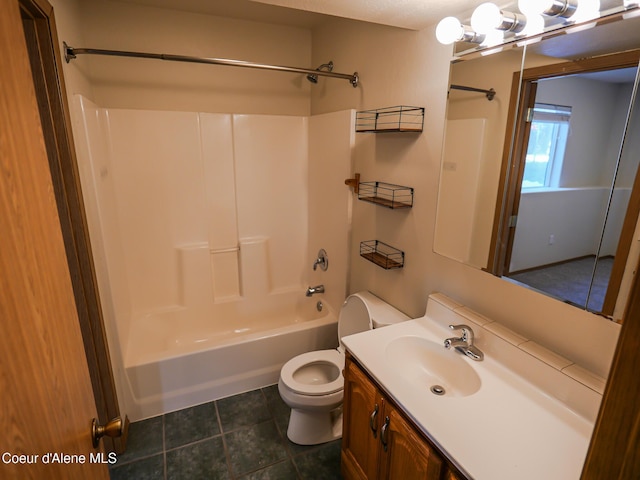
444 324 484 361
306 285 325 297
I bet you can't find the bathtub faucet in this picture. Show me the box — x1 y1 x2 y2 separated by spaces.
305 285 325 297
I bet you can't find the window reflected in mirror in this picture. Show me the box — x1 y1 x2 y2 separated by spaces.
521 103 571 189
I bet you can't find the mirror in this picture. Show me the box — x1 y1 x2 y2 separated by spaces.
435 9 640 321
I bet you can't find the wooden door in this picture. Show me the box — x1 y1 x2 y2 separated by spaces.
489 74 538 277
341 355 383 480
378 404 443 480
0 1 110 478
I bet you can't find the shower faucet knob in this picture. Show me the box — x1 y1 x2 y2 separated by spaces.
313 249 329 271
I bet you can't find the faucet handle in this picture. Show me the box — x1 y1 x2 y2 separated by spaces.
313 248 328 271
448 324 474 344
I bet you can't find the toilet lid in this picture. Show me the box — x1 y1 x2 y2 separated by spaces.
280 349 345 396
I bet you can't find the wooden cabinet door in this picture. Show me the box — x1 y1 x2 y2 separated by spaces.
443 468 466 480
342 356 384 480
378 403 444 480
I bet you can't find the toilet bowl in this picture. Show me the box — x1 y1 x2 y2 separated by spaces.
278 291 409 445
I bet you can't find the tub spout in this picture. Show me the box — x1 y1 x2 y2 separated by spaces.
306 285 325 297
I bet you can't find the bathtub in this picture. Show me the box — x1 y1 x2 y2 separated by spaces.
124 294 338 420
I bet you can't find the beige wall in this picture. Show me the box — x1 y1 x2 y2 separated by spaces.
51 0 620 380
60 0 313 115
311 18 620 378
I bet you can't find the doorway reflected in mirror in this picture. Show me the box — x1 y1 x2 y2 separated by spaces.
493 54 640 319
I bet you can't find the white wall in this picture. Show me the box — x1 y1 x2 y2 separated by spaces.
311 18 620 378
511 188 630 271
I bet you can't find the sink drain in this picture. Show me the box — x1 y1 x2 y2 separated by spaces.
430 385 445 396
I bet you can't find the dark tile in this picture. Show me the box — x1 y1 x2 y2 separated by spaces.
110 387 342 480
275 415 291 443
261 384 291 438
217 390 272 432
109 453 164 480
225 421 289 476
164 401 220 450
166 437 230 480
239 459 299 480
286 437 322 456
115 416 164 464
262 384 289 418
293 439 342 480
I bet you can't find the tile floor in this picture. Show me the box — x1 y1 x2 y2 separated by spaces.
109 385 343 479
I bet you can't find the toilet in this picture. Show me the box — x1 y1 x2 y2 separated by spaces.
278 291 409 445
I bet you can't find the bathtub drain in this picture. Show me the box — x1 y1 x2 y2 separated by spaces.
430 385 445 396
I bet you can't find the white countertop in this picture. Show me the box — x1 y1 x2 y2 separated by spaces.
342 307 595 480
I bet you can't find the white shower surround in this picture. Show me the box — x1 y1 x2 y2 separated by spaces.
73 95 353 420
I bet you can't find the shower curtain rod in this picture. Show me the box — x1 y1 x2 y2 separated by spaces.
63 42 359 87
450 84 496 101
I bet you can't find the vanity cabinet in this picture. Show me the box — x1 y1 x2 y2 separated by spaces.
342 353 462 480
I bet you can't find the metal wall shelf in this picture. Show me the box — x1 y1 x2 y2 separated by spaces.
355 106 424 133
358 182 413 209
360 240 404 270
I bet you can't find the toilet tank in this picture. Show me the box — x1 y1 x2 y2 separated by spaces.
357 291 410 328
340 291 409 336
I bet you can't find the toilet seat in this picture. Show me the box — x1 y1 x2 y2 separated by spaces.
280 349 344 396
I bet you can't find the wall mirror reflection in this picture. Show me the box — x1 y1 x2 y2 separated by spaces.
435 10 640 322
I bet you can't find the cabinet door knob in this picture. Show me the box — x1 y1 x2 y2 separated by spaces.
380 416 390 452
369 403 379 437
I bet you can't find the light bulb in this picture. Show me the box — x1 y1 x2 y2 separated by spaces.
436 16 464 44
518 0 554 15
471 3 502 33
519 13 545 36
481 29 505 47
624 0 640 6
571 0 600 23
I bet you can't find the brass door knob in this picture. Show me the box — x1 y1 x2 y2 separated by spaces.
92 417 124 448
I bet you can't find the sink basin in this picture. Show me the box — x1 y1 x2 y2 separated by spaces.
385 336 481 397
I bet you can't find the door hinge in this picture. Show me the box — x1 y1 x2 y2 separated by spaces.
508 215 518 228
526 108 534 123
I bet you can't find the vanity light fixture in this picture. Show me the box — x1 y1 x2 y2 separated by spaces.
518 0 601 23
435 0 611 46
436 16 486 45
518 0 578 18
